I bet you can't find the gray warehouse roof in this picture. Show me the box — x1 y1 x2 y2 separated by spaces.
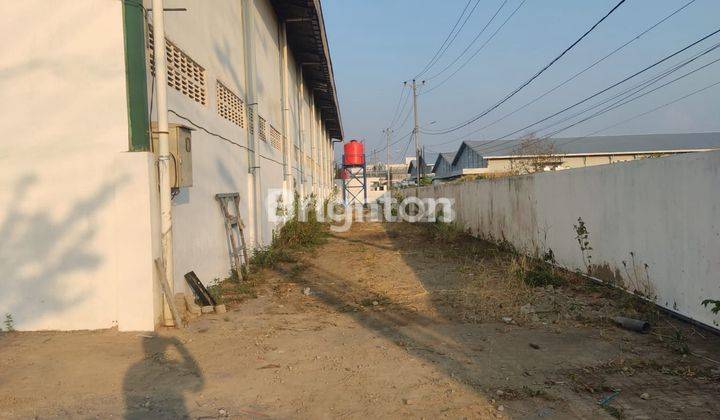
453 132 720 164
431 152 456 173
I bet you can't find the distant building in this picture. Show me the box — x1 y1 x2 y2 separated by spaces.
439 132 720 180
407 155 435 180
431 152 456 180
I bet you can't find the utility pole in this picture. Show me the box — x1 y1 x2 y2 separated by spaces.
411 79 424 185
384 128 392 191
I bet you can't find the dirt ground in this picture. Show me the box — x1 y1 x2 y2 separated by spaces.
1 222 719 419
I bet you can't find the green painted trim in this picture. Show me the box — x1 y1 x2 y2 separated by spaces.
122 0 151 151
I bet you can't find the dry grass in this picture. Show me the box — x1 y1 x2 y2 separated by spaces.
395 222 540 323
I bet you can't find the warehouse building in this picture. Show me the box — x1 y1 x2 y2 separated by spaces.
431 152 457 180
0 0 342 331
437 133 720 180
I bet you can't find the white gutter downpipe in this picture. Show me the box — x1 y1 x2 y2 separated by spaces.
279 22 293 193
151 0 175 327
240 0 261 247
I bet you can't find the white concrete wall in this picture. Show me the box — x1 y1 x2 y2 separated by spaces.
0 1 160 331
413 151 720 330
150 0 336 291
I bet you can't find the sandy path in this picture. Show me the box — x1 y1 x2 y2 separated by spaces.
1 222 718 419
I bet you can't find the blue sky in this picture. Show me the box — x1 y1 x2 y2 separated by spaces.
322 0 720 161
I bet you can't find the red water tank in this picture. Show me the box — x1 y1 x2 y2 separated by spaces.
343 140 365 166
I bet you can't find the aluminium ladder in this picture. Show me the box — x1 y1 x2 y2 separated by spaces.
215 193 249 281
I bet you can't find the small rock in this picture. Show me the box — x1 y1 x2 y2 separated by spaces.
520 304 535 314
302 287 312 296
529 343 541 350
214 304 227 314
496 390 505 396
201 306 214 314
640 392 650 400
372 300 379 306
497 405 505 412
501 317 513 324
402 398 414 405
218 408 228 417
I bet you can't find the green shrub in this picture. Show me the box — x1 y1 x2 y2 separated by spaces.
524 263 562 287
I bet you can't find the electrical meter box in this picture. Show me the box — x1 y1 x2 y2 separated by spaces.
151 123 194 188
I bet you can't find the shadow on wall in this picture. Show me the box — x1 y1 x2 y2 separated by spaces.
0 173 125 329
123 336 204 419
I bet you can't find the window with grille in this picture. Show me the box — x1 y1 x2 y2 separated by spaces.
258 116 267 142
147 26 207 106
269 125 282 151
216 81 244 128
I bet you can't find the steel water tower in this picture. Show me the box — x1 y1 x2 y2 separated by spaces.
341 140 367 205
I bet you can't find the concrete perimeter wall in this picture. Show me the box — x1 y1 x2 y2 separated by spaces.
413 151 720 330
0 1 161 331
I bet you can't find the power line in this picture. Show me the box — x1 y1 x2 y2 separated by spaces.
395 100 414 132
478 51 720 156
387 84 409 129
425 0 510 82
426 0 697 145
420 0 527 97
554 78 720 148
377 129 414 155
414 0 474 78
529 41 720 139
479 27 720 149
424 0 628 135
540 55 720 140
415 0 483 79
400 129 415 160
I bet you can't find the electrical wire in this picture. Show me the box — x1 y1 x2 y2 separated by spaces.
374 129 415 157
425 0 510 82
553 79 720 148
540 55 720 140
386 84 409 129
420 0 527 97
394 102 414 133
476 27 720 152
399 130 415 161
478 54 720 156
425 0 697 145
415 0 483 79
168 109 286 167
529 41 720 138
424 0 628 135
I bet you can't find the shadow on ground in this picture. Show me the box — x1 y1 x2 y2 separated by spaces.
123 336 204 419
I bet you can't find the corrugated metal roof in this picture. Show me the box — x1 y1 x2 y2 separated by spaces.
464 132 720 158
431 152 455 173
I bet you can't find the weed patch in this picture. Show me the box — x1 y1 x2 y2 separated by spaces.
3 314 14 332
209 193 329 305
510 255 565 288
